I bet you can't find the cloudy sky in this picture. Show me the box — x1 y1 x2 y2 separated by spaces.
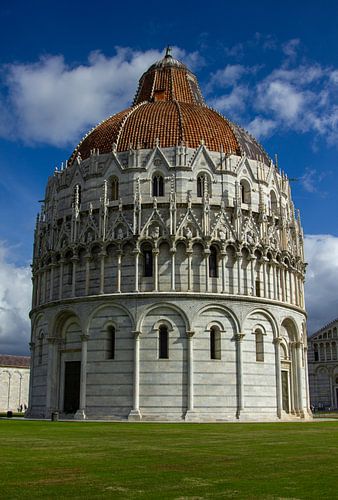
1 0 338 354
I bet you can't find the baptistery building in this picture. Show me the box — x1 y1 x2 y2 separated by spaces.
28 48 311 421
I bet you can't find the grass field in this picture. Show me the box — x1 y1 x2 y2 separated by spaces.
0 420 337 499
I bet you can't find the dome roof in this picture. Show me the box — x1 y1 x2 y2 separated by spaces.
70 48 270 165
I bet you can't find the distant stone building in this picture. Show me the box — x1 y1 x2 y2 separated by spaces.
308 319 338 409
28 48 310 422
0 355 30 412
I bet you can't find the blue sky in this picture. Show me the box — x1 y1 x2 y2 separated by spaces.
1 0 338 353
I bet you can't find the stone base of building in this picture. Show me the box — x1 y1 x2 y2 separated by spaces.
128 409 142 421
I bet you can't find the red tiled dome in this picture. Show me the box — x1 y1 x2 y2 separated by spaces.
70 48 270 165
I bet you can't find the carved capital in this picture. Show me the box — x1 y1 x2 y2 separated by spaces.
186 330 195 338
273 337 283 345
234 333 245 342
132 330 142 338
81 334 89 342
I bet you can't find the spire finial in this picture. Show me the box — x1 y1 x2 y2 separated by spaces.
165 46 172 58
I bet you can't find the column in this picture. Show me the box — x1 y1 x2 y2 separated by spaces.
26 342 35 416
185 331 195 419
250 255 255 296
280 266 285 302
128 331 142 420
45 337 57 418
290 343 297 414
204 249 210 292
117 250 122 293
272 262 277 300
153 249 159 292
221 251 226 293
59 259 65 300
74 334 89 420
273 337 283 418
85 254 90 295
187 249 192 291
235 333 245 418
303 346 312 415
236 252 242 295
170 248 176 291
49 263 55 302
71 256 78 297
134 250 140 292
99 252 106 294
296 341 304 417
262 258 268 298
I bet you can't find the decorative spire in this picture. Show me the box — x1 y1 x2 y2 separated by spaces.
165 46 172 59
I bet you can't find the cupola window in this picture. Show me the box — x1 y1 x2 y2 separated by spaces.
152 174 164 197
111 177 119 201
197 173 211 198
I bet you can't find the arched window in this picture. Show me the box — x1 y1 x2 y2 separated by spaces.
255 329 264 362
240 179 251 204
210 327 221 360
152 174 164 197
111 177 119 201
143 246 153 277
107 325 115 360
332 342 337 360
159 325 169 359
209 246 218 277
197 173 211 198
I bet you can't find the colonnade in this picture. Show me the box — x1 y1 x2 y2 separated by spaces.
32 243 305 309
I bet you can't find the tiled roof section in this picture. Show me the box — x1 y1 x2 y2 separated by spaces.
133 66 204 106
179 103 240 154
71 102 244 160
0 355 30 368
70 108 131 164
117 101 181 150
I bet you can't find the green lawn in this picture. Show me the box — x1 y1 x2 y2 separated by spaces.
0 420 337 499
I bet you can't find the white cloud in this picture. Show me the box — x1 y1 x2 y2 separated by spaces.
0 46 200 147
282 38 300 59
246 116 277 139
305 234 338 334
0 243 31 355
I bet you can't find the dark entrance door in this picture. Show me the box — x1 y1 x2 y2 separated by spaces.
64 361 81 413
281 370 289 413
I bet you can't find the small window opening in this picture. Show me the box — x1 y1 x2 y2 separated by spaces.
143 248 153 277
210 327 221 360
209 246 218 277
255 279 261 297
159 325 169 359
255 330 264 362
107 326 115 360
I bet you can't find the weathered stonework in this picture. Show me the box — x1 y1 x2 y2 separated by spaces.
28 49 311 421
